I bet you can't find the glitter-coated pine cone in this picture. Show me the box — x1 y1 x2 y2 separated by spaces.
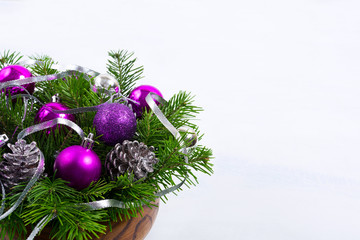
0 139 41 193
105 140 158 181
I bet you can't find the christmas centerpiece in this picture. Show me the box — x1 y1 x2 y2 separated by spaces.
0 50 213 240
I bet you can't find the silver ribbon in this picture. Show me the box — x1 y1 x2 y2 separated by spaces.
0 71 78 90
145 93 178 139
26 213 57 240
144 92 191 195
81 199 137 210
155 178 187 197
17 118 85 140
8 92 99 118
0 182 5 218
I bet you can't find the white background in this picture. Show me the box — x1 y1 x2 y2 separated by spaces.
1 0 360 239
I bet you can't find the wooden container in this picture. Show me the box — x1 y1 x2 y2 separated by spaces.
2 199 160 240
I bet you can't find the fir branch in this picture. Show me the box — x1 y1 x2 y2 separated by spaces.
135 91 202 147
28 55 58 76
21 178 108 240
145 136 213 197
0 211 27 240
50 209 107 240
107 50 144 96
162 91 202 130
79 179 114 202
92 174 157 223
0 50 23 69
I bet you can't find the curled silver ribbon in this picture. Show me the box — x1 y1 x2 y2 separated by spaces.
7 92 99 118
146 92 191 194
145 93 178 139
26 213 57 240
81 199 137 210
17 118 85 140
145 92 192 157
0 182 5 218
0 71 78 90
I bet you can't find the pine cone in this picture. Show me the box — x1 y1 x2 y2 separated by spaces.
0 139 41 193
106 140 158 181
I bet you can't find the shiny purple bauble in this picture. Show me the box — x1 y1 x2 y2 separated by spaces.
0 65 35 96
93 103 137 146
54 145 102 190
34 102 75 135
128 85 163 118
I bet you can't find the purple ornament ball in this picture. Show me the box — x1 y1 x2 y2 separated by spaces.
0 65 35 96
94 103 137 146
34 102 75 134
54 145 102 190
128 85 163 118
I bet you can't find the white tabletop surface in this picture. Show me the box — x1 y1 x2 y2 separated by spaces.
1 0 360 239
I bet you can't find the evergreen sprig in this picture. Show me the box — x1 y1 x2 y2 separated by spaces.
107 50 144 96
0 50 213 240
21 178 108 240
0 50 22 69
28 55 58 76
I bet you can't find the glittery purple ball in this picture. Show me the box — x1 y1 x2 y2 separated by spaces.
34 102 76 135
0 65 35 96
128 85 163 118
93 103 137 146
54 145 102 190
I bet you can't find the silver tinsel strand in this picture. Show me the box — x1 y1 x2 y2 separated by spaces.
0 139 41 192
106 140 158 181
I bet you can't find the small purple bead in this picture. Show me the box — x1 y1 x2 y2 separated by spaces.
54 145 102 190
0 65 35 96
128 85 163 118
